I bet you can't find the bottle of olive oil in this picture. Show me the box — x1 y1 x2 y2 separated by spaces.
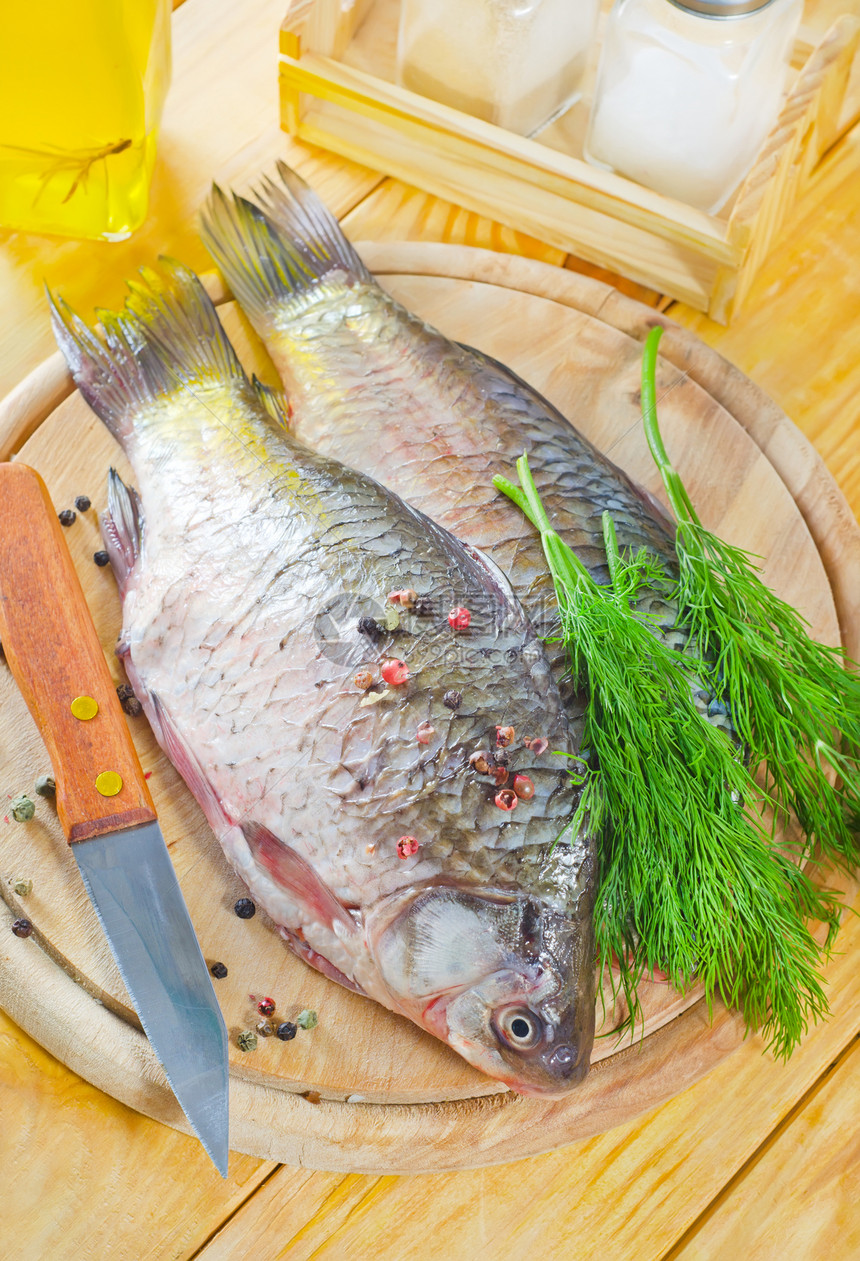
0 1 171 241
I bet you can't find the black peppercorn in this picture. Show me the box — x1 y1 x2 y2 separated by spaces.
210 961 228 979
74 495 92 512
12 918 33 939
94 550 110 567
234 897 256 919
357 615 383 642
58 509 76 527
276 1021 297 1041
413 597 434 617
116 684 142 717
443 690 463 710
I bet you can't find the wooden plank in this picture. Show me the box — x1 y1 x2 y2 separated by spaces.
340 178 567 265
0 0 383 405
192 887 860 1259
0 1008 275 1261
670 1035 860 1259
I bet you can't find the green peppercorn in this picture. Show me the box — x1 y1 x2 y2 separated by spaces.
209 961 228 979
13 879 33 897
256 1020 274 1038
57 509 76 527
237 1030 257 1052
276 1021 297 1041
234 898 256 919
12 918 33 939
11 796 35 822
296 1009 318 1030
34 775 55 798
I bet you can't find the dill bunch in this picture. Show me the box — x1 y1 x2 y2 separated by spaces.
641 326 860 873
494 454 841 1058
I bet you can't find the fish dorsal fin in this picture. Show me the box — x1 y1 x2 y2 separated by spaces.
252 376 290 431
102 468 144 593
200 161 373 331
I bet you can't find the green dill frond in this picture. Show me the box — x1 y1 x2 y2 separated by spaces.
494 456 841 1058
641 326 860 875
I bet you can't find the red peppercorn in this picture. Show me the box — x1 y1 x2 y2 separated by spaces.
530 737 549 756
495 788 518 811
258 997 276 1016
513 774 535 801
381 658 409 686
469 750 492 774
492 765 510 787
416 721 435 744
388 588 417 608
448 606 471 630
353 669 374 690
495 725 515 748
396 835 420 858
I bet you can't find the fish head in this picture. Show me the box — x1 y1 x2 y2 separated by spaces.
365 884 595 1094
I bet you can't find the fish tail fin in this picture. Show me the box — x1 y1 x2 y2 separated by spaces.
252 376 290 431
101 468 144 595
49 260 248 440
200 161 373 330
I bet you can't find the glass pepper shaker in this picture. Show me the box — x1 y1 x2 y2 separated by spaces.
397 0 601 137
584 0 804 213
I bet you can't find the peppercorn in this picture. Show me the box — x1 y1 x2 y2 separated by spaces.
297 1009 318 1030
256 1020 274 1038
57 509 76 527
13 879 32 897
234 898 256 919
530 738 549 756
495 725 515 748
74 495 92 512
210 961 228 979
34 775 55 798
492 766 509 788
513 774 535 801
258 996 275 1016
381 658 409 686
388 588 417 608
354 669 374 690
416 721 435 745
357 615 383 642
276 1021 297 1041
442 690 462 711
413 597 434 617
11 919 33 939
495 788 518 812
469 750 493 775
11 796 35 822
397 835 420 859
237 1030 258 1052
93 550 110 567
116 683 143 717
448 606 471 630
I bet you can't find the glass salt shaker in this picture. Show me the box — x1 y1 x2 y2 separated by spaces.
584 0 804 213
397 0 601 137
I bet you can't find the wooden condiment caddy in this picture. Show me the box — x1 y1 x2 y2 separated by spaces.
279 0 860 324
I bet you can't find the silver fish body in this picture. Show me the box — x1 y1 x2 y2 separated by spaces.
201 169 708 703
50 262 597 1094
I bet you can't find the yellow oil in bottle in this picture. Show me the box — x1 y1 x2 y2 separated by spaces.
0 1 171 241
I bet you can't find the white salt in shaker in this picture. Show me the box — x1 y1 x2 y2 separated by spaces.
584 0 803 213
397 0 601 137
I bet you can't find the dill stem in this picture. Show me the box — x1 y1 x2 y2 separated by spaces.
640 327 701 527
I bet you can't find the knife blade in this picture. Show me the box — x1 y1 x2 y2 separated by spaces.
0 461 229 1176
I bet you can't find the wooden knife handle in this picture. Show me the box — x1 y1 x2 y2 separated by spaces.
0 463 156 843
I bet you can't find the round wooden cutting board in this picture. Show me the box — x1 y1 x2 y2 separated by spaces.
1 244 858 1174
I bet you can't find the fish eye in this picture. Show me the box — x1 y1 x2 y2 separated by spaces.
494 1006 542 1050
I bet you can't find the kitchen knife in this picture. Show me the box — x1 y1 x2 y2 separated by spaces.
0 462 229 1176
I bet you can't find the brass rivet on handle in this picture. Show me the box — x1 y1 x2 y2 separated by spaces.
71 695 99 721
95 771 123 797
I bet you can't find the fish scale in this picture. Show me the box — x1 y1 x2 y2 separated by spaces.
50 259 598 1094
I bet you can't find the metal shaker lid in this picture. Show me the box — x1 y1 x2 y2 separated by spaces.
666 0 781 16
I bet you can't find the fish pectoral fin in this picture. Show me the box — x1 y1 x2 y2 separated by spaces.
278 924 367 995
102 468 144 593
242 821 359 942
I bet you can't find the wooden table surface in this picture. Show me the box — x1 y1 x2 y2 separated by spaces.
2 2 859 1257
